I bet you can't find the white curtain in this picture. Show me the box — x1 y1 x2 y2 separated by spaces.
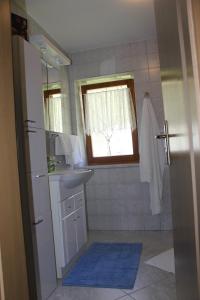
84 88 136 136
45 94 63 132
59 66 71 134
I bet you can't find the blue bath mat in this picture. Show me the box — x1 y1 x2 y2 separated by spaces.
63 242 142 289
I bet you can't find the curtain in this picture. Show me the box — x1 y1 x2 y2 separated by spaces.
84 87 136 136
59 66 71 134
45 94 63 132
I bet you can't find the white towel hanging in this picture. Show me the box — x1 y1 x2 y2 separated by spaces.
139 93 165 215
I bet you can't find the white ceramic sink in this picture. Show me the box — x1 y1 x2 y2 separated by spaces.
48 168 94 188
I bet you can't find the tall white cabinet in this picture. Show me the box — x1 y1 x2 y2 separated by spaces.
12 36 57 300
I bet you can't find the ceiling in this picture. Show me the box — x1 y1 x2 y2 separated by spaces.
25 0 156 53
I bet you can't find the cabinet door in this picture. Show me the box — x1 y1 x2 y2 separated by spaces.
76 207 87 251
30 174 51 220
62 213 77 263
21 38 44 129
25 128 47 173
33 212 57 300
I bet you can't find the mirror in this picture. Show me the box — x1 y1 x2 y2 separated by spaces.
42 63 63 133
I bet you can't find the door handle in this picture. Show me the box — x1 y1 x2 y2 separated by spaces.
25 129 37 133
156 134 168 139
24 120 36 123
35 174 46 178
155 133 178 139
155 120 171 166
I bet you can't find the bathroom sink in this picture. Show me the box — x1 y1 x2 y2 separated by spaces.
48 168 94 188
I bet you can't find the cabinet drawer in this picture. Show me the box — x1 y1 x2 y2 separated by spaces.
59 182 83 201
74 192 84 209
61 197 75 218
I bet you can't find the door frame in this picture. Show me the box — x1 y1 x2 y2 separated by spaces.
0 1 29 299
187 0 200 294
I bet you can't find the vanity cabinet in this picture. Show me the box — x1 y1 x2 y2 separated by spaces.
76 207 87 251
62 205 87 263
49 181 88 278
63 213 77 262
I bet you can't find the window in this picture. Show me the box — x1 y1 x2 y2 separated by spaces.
81 79 139 165
43 89 63 132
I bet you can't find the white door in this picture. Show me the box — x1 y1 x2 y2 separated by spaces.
62 213 77 263
30 174 51 220
20 37 45 129
154 0 200 298
33 212 57 300
76 207 87 251
25 128 48 173
30 174 57 299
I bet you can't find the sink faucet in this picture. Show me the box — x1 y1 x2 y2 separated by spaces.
65 154 74 169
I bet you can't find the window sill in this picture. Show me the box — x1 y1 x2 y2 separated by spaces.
85 162 139 170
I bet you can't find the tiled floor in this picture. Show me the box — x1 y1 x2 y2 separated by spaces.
48 230 177 300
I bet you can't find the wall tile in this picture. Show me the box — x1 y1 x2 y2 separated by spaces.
132 55 148 70
148 52 160 69
100 57 116 75
133 69 149 84
144 215 161 230
115 43 131 59
149 68 161 82
161 214 173 230
150 81 163 99
146 39 159 54
131 41 146 57
116 57 133 73
68 38 172 231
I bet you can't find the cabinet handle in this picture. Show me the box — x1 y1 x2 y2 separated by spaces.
35 174 46 178
73 219 76 221
25 120 36 123
68 206 71 209
26 129 37 133
33 218 44 226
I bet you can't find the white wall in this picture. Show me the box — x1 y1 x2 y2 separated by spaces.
67 39 173 231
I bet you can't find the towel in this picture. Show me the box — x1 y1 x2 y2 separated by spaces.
139 95 165 215
69 135 83 166
55 133 72 163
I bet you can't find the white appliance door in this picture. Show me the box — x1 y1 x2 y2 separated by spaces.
24 128 48 173
20 37 45 129
62 213 77 263
30 174 51 218
30 173 57 299
76 207 87 251
154 0 200 298
33 212 57 300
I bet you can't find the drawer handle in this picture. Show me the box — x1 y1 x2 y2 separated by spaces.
73 219 76 222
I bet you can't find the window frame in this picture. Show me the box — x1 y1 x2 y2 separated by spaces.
81 79 139 165
43 88 61 100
